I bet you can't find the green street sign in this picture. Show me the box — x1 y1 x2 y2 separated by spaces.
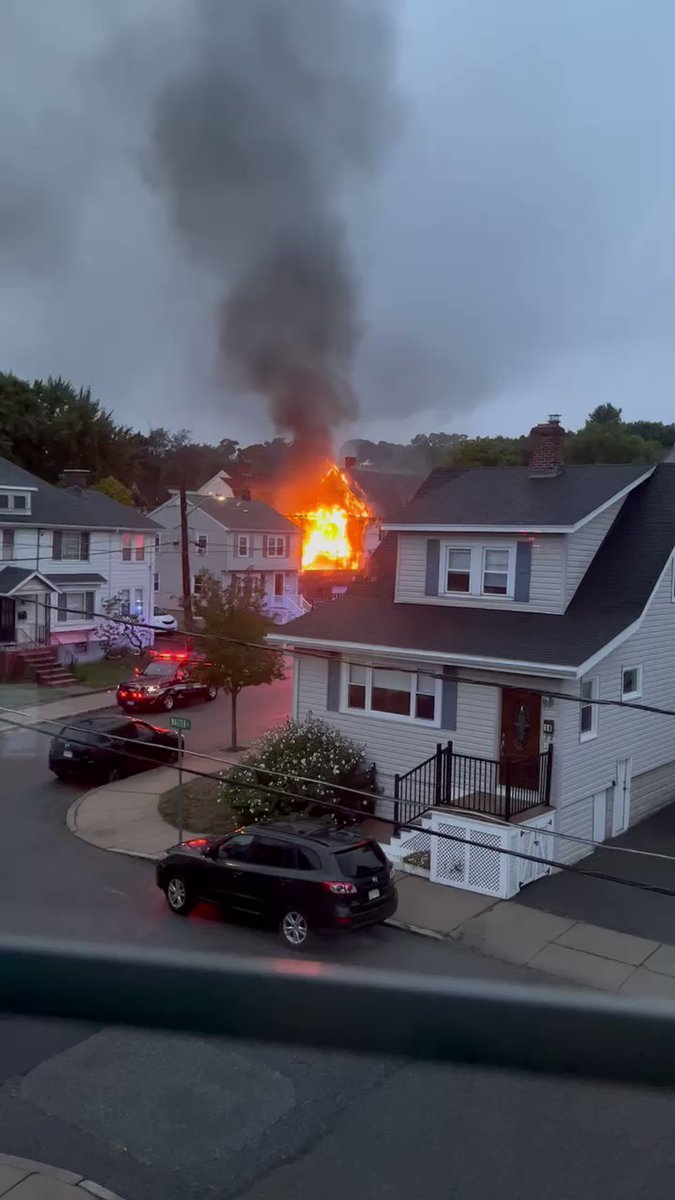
169 715 192 731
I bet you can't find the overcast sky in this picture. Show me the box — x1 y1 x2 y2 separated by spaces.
1 0 674 447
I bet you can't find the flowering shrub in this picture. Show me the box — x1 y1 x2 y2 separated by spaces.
220 714 378 824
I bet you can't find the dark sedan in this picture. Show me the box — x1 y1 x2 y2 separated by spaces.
49 714 180 785
156 820 398 948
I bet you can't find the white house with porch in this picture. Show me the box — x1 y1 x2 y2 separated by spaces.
0 457 159 682
271 418 675 896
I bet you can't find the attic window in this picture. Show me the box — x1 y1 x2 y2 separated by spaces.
0 492 30 513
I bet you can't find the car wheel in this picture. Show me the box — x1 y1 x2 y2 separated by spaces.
165 875 193 915
52 771 68 783
279 909 312 950
163 693 175 712
206 684 217 702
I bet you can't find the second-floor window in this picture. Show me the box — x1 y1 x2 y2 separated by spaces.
265 536 286 557
0 491 30 512
122 534 145 562
53 531 90 561
196 534 208 556
235 535 250 557
441 543 514 599
579 677 599 741
1 530 14 561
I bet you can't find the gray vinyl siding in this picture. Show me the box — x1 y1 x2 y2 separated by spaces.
394 533 565 613
564 498 624 606
630 761 675 826
556 562 675 827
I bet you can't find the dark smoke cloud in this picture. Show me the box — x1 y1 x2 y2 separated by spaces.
150 0 395 461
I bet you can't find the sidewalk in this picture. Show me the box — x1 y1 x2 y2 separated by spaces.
0 1153 124 1199
0 688 116 733
392 873 675 1000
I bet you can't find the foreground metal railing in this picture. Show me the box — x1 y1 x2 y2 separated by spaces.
1 935 674 1088
393 742 553 829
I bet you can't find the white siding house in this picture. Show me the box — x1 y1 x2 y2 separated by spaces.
150 490 305 623
0 456 159 663
271 417 675 892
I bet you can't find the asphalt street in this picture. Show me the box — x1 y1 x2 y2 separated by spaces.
1 693 675 1200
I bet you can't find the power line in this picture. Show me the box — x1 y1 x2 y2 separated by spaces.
3 703 675 898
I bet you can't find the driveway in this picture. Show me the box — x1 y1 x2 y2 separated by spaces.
515 801 675 943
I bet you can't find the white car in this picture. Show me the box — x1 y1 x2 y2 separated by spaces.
152 606 178 635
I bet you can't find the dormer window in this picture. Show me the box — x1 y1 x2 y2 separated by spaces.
0 491 30 513
440 543 515 600
482 549 510 596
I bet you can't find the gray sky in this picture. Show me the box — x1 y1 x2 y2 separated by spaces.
1 0 674 448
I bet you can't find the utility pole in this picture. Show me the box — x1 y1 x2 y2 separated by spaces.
179 485 194 645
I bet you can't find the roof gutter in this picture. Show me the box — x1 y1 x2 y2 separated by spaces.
266 632 578 679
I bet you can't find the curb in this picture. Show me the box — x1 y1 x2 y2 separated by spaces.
385 917 447 941
0 1153 125 1198
66 792 165 863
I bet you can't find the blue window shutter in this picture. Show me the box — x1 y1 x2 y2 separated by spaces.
514 540 532 602
424 539 440 596
326 656 341 711
441 667 457 730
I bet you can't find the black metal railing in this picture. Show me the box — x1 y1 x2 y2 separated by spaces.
393 742 553 830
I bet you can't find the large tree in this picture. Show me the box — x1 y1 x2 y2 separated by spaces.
193 572 285 750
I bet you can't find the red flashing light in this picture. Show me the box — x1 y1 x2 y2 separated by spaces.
323 881 357 895
185 838 209 848
152 650 189 661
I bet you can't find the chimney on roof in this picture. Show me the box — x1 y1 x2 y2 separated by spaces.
58 468 91 489
344 455 357 469
528 414 565 478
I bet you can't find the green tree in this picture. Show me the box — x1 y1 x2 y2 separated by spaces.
193 572 285 749
586 403 623 425
451 435 526 467
93 476 134 506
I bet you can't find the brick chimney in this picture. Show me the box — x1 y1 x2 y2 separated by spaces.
528 415 565 477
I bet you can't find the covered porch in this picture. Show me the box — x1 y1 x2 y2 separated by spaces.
0 568 58 648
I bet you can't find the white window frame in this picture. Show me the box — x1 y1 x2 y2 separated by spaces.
0 492 31 513
579 676 599 742
118 588 130 616
153 572 160 593
266 535 286 558
56 591 95 624
193 574 204 596
340 661 441 727
61 531 85 561
134 587 144 616
236 534 250 558
196 533 208 556
621 664 642 701
440 542 516 600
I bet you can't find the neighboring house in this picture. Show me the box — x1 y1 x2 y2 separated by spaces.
0 457 159 667
342 458 427 556
150 489 306 623
271 416 675 892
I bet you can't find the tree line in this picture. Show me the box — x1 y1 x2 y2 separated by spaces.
0 371 672 508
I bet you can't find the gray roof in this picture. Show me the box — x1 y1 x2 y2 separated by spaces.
277 465 675 671
0 456 159 531
346 468 427 518
46 573 107 585
385 464 652 529
0 567 42 594
197 497 299 533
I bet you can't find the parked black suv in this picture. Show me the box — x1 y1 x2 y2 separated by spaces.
49 714 180 784
116 653 218 713
156 821 397 948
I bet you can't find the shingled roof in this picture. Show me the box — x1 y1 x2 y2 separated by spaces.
0 456 159 531
385 463 652 530
272 465 675 673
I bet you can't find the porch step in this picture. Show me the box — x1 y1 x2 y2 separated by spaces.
35 665 77 687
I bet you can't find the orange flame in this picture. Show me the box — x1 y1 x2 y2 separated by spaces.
291 465 371 571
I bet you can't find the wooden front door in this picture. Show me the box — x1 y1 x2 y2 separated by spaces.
500 688 541 761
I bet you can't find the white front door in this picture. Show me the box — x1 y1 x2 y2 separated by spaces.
613 757 632 836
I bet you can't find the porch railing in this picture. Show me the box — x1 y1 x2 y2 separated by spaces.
15 624 49 648
393 742 553 830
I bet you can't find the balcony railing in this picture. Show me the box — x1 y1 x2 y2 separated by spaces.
393 742 553 830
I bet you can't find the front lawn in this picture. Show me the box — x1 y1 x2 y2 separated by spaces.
158 774 238 836
72 654 149 690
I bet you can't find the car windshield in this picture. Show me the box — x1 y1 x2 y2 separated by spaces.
142 661 175 677
335 842 387 879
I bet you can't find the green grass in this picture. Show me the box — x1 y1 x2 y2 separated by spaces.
71 654 149 690
158 774 239 836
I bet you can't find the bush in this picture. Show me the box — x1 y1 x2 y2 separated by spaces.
220 714 378 825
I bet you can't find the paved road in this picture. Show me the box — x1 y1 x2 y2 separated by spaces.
1 713 675 1200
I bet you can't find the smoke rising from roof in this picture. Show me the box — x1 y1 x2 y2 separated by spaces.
150 0 396 461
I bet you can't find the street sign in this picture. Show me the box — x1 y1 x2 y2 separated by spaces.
169 715 192 731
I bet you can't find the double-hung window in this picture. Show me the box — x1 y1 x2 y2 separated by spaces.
265 536 286 557
441 544 514 599
344 663 439 724
235 535 250 558
57 591 95 623
54 531 90 561
579 677 598 741
446 549 471 593
482 548 510 595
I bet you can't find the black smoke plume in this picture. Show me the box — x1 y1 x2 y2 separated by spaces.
151 0 395 467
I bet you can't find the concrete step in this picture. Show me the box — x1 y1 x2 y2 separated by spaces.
35 667 77 687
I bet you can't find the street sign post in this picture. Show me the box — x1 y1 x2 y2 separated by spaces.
169 716 191 840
